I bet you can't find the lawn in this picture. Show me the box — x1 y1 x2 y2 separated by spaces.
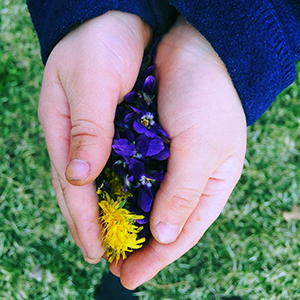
1 1 300 299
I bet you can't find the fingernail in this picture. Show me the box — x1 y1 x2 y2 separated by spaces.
154 222 180 244
66 159 90 180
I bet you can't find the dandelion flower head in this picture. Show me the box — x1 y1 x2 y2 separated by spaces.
97 169 145 265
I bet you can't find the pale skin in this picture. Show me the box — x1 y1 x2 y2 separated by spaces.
38 11 247 289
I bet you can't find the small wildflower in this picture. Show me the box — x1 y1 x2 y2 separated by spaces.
139 112 155 128
97 171 145 265
99 196 145 265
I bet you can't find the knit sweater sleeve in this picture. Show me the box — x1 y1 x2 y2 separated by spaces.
26 0 177 66
170 0 300 125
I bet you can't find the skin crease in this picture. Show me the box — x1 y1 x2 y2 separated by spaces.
38 11 246 290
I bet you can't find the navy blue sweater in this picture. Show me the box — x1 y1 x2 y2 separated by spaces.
27 0 300 125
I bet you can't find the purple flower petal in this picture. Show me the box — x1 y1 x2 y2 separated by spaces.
139 171 164 188
151 147 170 161
153 123 171 141
111 160 127 176
115 106 129 127
143 65 155 78
137 65 156 89
124 112 136 124
125 157 145 179
146 138 165 156
143 75 155 94
122 128 135 143
150 170 164 182
136 135 165 157
123 174 135 192
133 121 157 138
136 217 149 225
124 91 138 103
112 139 135 157
130 106 142 114
138 185 153 212
130 205 150 224
144 38 159 64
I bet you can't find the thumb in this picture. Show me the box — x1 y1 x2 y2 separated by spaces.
64 74 118 186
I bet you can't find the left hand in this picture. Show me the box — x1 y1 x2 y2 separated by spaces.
37 12 152 263
110 16 247 289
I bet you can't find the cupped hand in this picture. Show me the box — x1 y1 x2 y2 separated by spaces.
38 11 151 263
111 16 247 288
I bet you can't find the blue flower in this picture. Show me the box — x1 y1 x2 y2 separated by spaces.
131 107 170 141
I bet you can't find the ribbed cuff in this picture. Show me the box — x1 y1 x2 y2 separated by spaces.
170 0 296 125
27 0 177 65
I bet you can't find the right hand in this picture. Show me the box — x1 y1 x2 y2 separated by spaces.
110 15 247 289
38 11 151 263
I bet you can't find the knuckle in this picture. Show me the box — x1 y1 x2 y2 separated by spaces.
71 119 102 139
170 188 200 216
70 119 113 139
69 119 113 153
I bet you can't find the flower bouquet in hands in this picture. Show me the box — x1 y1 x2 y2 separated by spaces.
96 39 170 265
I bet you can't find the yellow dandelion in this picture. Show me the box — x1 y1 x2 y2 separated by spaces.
97 169 146 265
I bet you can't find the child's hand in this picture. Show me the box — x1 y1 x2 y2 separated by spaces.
110 16 247 289
39 10 246 288
38 11 151 263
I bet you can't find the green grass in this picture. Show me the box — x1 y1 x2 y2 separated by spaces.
1 1 300 299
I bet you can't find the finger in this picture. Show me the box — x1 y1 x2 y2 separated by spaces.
108 250 136 277
150 128 219 244
119 155 244 289
39 69 104 262
59 178 104 263
109 258 124 278
51 166 85 254
52 166 104 263
63 72 117 186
